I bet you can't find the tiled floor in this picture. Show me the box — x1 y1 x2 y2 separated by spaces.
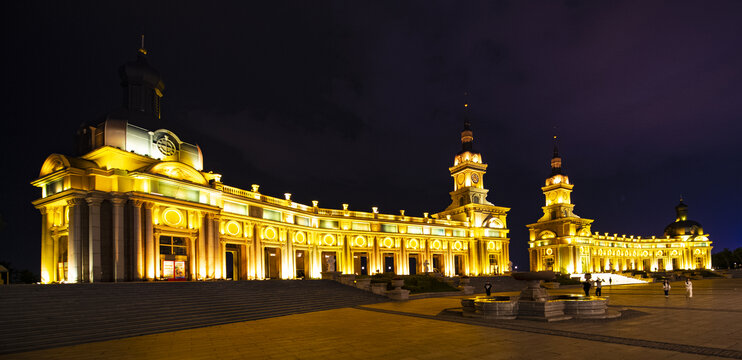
6 278 741 360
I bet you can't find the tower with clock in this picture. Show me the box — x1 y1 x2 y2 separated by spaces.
446 105 492 210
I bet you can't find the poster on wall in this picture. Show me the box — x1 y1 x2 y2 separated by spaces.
174 261 186 279
163 261 174 278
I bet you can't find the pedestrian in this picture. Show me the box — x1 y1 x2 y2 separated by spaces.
484 281 492 296
595 278 603 296
609 277 612 287
582 279 592 297
663 280 671 297
685 279 693 298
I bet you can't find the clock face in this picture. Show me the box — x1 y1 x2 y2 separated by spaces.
471 173 480 183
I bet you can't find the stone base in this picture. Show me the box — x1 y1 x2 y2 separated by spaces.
517 300 572 322
321 271 341 281
338 274 356 286
459 285 475 295
387 289 410 301
370 283 387 296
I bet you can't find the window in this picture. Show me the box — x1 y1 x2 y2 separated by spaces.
263 209 281 222
160 236 187 255
319 220 339 229
453 229 466 237
381 224 397 233
431 228 445 236
352 222 370 231
407 226 422 234
296 216 311 227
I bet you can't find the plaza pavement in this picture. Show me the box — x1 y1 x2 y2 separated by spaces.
4 278 741 359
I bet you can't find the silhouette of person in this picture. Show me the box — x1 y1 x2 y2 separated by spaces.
484 282 492 296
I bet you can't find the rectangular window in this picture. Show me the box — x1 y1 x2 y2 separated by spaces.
453 229 466 237
431 228 446 236
352 222 370 231
153 181 200 202
159 236 187 256
381 224 397 233
296 216 311 227
263 209 281 222
224 201 247 215
407 226 422 234
485 229 499 238
319 220 339 229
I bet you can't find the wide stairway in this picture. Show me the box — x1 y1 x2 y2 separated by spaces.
0 280 388 355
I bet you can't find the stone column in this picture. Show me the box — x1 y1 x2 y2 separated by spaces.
111 197 126 282
86 196 104 282
39 207 51 283
197 212 206 279
66 198 84 283
213 216 221 279
131 200 144 280
154 231 161 278
143 202 155 280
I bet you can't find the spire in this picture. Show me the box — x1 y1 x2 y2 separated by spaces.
139 34 147 55
459 93 474 153
550 135 563 176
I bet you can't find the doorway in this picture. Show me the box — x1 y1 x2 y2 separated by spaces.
321 251 337 272
225 244 239 280
489 254 498 274
454 255 464 275
408 254 419 275
57 236 68 282
671 258 679 271
432 254 443 273
383 253 395 274
295 250 308 278
642 259 651 272
353 252 368 276
264 247 281 279
657 258 665 271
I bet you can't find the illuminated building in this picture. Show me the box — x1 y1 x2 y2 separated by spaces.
527 140 712 274
31 48 511 283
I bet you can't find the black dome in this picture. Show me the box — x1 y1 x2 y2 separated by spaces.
119 51 164 91
663 200 704 236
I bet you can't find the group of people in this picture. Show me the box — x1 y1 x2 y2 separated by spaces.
581 277 609 296
662 278 694 298
581 276 694 298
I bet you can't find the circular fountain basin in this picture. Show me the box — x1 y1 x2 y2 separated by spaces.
548 294 618 319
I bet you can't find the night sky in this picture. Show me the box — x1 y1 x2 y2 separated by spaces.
2 1 741 274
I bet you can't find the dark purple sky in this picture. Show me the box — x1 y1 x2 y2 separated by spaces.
2 1 740 273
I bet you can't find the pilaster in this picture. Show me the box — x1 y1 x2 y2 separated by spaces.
111 197 127 282
86 196 104 282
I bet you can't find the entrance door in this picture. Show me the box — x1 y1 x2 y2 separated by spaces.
353 252 368 276
159 236 189 280
408 254 418 275
657 258 665 271
225 251 235 280
454 255 464 275
295 250 307 278
433 254 443 273
642 259 651 271
264 247 281 279
489 254 498 274
384 254 395 274
225 244 239 280
672 258 679 271
321 251 337 272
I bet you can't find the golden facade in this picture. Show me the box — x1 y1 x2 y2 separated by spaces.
527 143 712 274
31 50 511 283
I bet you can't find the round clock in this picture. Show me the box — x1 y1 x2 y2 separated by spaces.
471 173 480 183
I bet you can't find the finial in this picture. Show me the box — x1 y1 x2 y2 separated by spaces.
138 35 147 55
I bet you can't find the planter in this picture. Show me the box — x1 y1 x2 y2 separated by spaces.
371 283 388 295
391 279 404 289
459 277 471 285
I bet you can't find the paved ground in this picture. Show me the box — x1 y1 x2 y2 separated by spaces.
4 278 741 359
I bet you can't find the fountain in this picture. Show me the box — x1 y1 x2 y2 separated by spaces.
458 271 620 322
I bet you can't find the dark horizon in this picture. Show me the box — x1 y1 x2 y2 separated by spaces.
1 1 741 275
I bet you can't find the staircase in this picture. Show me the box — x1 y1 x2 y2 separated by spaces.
0 280 388 355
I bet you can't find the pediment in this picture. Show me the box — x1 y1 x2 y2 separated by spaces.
143 161 208 185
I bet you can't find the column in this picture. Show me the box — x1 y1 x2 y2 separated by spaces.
86 196 104 282
143 202 155 280
66 198 84 283
39 207 51 283
111 197 126 282
197 212 206 279
287 230 295 279
131 200 144 280
154 231 161 278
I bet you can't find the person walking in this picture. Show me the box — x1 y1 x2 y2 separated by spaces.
663 280 671 297
582 278 592 297
685 279 693 298
484 281 492 297
595 278 603 296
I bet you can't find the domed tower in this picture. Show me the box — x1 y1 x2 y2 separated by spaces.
445 103 492 210
117 39 165 123
664 199 704 237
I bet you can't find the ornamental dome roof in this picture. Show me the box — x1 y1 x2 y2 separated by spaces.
663 200 704 237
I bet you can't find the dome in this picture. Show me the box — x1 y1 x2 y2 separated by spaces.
663 200 704 237
119 51 164 92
